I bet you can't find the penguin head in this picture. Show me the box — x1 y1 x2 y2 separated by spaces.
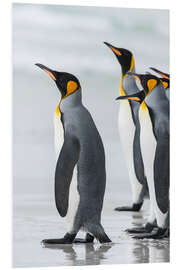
104 42 135 76
148 67 170 90
116 73 160 103
35 63 81 99
149 67 170 79
128 72 161 95
160 77 170 90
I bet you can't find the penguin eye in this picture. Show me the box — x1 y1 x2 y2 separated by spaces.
147 79 157 93
66 80 78 95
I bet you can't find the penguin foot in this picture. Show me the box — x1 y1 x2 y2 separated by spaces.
41 233 76 245
86 224 112 244
164 228 170 238
73 239 90 243
132 227 167 239
126 222 155 234
99 236 112 244
73 233 94 243
114 202 143 212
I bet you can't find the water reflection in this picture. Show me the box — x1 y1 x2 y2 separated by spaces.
131 211 147 226
132 239 169 263
130 211 169 263
43 243 113 266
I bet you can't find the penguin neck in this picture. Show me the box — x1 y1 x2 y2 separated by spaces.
120 67 138 96
145 83 167 109
60 89 82 113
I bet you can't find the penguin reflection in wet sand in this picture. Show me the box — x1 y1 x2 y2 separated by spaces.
35 63 111 245
104 42 148 212
117 73 169 239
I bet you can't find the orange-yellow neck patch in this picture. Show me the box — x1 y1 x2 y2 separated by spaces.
60 80 79 101
120 75 126 96
55 103 61 116
129 56 135 72
67 80 78 95
147 79 157 93
141 100 148 111
161 81 168 89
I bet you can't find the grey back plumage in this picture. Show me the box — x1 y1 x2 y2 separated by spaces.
145 83 169 138
145 82 169 214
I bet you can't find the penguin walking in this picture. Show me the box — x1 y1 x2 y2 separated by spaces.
35 63 111 244
149 67 170 99
104 42 148 212
117 73 169 239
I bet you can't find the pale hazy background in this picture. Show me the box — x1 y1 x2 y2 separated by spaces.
13 3 169 267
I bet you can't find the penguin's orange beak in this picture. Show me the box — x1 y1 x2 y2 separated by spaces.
35 63 56 81
149 67 170 79
116 89 146 103
104 42 122 56
116 96 141 101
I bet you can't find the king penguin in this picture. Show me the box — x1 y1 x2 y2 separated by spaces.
116 73 169 239
149 67 170 100
35 63 111 245
53 79 79 242
104 42 148 212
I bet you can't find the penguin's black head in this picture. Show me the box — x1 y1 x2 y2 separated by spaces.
149 67 170 79
127 72 161 95
104 42 135 76
35 63 81 99
148 67 170 90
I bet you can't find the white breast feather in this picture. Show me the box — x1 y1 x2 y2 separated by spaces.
118 101 143 203
53 112 80 232
139 106 168 228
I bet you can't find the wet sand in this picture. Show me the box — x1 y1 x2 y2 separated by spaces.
13 192 169 267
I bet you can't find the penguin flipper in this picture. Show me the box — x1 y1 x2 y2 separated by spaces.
55 134 80 217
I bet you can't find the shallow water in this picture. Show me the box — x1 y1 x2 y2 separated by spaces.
13 3 169 267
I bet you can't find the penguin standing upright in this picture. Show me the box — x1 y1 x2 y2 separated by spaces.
35 63 111 244
149 67 170 99
104 42 148 211
117 73 169 239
